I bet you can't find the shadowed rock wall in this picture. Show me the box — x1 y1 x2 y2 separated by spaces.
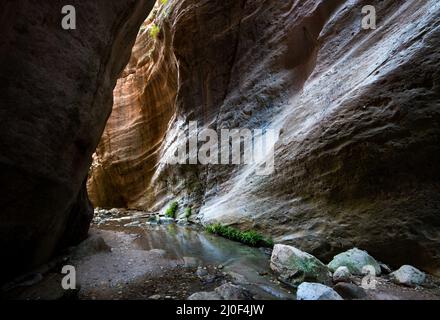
0 0 155 283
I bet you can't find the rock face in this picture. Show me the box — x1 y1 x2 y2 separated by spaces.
0 0 155 283
88 1 178 209
88 0 440 274
270 244 331 287
296 282 343 300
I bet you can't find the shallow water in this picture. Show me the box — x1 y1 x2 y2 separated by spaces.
136 224 270 268
104 221 292 299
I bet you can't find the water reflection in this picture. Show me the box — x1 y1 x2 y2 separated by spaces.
131 223 291 299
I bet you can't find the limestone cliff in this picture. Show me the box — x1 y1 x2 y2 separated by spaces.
89 0 440 274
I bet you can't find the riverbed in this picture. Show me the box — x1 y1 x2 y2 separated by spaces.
74 211 292 300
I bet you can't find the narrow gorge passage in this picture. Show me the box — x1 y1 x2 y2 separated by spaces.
1 0 440 304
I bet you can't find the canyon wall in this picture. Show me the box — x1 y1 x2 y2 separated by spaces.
89 0 440 274
88 2 178 209
0 0 155 282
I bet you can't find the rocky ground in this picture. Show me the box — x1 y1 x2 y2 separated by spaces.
75 229 236 300
271 244 440 300
2 208 440 300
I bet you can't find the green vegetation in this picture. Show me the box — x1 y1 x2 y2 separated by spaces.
184 207 192 219
165 201 178 219
160 0 169 5
149 23 160 39
205 223 273 248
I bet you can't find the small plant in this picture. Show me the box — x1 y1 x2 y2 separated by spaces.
160 0 169 5
149 23 160 39
184 207 192 219
165 201 178 219
205 223 273 248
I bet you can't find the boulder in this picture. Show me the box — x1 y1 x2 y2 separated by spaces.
187 292 222 300
270 244 331 287
296 282 343 300
188 283 251 300
390 265 426 287
333 266 352 283
215 283 252 300
328 248 381 276
196 267 216 284
333 283 368 300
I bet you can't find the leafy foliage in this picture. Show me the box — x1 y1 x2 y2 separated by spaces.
165 201 178 219
184 207 192 219
205 223 273 248
149 24 160 39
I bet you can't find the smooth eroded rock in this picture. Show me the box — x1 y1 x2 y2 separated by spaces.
187 291 222 300
390 265 426 287
0 0 155 283
270 244 331 287
214 283 251 300
333 266 352 283
328 248 381 276
333 283 368 300
296 282 343 301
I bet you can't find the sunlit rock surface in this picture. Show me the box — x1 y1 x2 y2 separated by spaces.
88 3 178 209
0 0 155 283
89 0 440 274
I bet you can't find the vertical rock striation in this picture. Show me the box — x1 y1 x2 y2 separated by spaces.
0 0 155 283
89 0 440 274
88 3 178 209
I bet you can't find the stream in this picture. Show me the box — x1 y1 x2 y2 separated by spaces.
84 209 293 300
134 224 291 299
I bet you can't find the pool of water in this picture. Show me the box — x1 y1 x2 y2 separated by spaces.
104 221 292 299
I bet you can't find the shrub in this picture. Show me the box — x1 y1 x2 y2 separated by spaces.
165 201 178 219
239 230 264 246
184 207 192 219
205 223 273 248
149 24 160 39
